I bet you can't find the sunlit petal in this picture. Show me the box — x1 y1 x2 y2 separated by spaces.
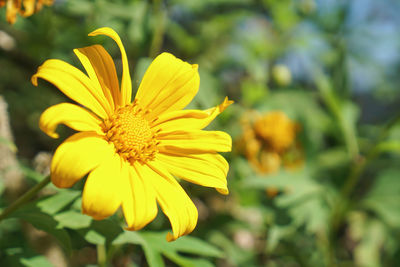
74 45 121 111
135 53 199 119
121 160 158 230
82 152 123 220
158 130 232 154
157 152 229 194
146 161 198 241
51 132 115 188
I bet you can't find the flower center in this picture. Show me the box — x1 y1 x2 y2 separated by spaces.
102 101 158 164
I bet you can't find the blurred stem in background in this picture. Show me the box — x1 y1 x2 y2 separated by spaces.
0 175 50 222
313 63 400 264
149 0 167 58
313 68 359 159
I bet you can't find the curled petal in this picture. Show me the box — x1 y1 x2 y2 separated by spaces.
51 132 115 188
89 27 131 106
152 97 233 132
40 103 103 138
74 45 121 112
32 59 109 118
146 161 198 241
136 53 199 118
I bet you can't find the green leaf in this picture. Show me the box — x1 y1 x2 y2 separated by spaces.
112 230 143 245
142 232 224 258
79 219 123 246
242 168 320 194
351 217 386 267
162 250 214 267
376 140 400 154
3 248 54 267
10 209 72 253
54 210 92 229
113 231 224 267
20 255 54 267
113 231 164 267
362 169 400 227
36 190 81 215
208 231 251 266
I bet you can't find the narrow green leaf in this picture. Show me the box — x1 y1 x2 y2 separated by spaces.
20 255 54 267
54 210 92 229
113 231 164 267
362 169 400 227
162 235 224 258
79 219 123 246
36 190 81 215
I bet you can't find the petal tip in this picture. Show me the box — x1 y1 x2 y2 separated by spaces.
166 232 177 242
220 97 234 112
88 27 115 37
216 188 229 195
31 74 38 86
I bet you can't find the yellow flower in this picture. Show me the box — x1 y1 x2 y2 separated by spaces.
254 111 298 153
32 27 232 241
0 0 53 24
240 110 302 174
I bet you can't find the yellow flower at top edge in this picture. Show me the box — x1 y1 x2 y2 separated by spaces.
31 27 233 241
0 0 53 24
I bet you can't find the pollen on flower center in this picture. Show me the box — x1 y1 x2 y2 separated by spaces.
102 101 159 163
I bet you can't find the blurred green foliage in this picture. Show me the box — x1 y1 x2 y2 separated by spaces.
1 0 400 266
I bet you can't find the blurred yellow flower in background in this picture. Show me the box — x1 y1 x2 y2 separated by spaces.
0 0 52 24
240 110 303 175
32 27 232 241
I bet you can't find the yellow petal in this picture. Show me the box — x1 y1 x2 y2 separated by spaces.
32 59 109 119
157 152 229 195
51 132 115 188
89 27 131 106
135 53 199 118
82 151 123 220
158 130 232 154
146 161 198 241
39 103 103 138
21 0 35 16
152 97 233 132
74 45 120 112
5 0 20 24
121 160 158 230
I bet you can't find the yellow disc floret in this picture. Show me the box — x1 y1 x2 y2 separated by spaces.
102 101 158 164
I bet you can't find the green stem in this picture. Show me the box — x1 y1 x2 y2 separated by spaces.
340 112 400 200
313 68 359 159
329 112 400 260
0 175 51 222
97 244 107 267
